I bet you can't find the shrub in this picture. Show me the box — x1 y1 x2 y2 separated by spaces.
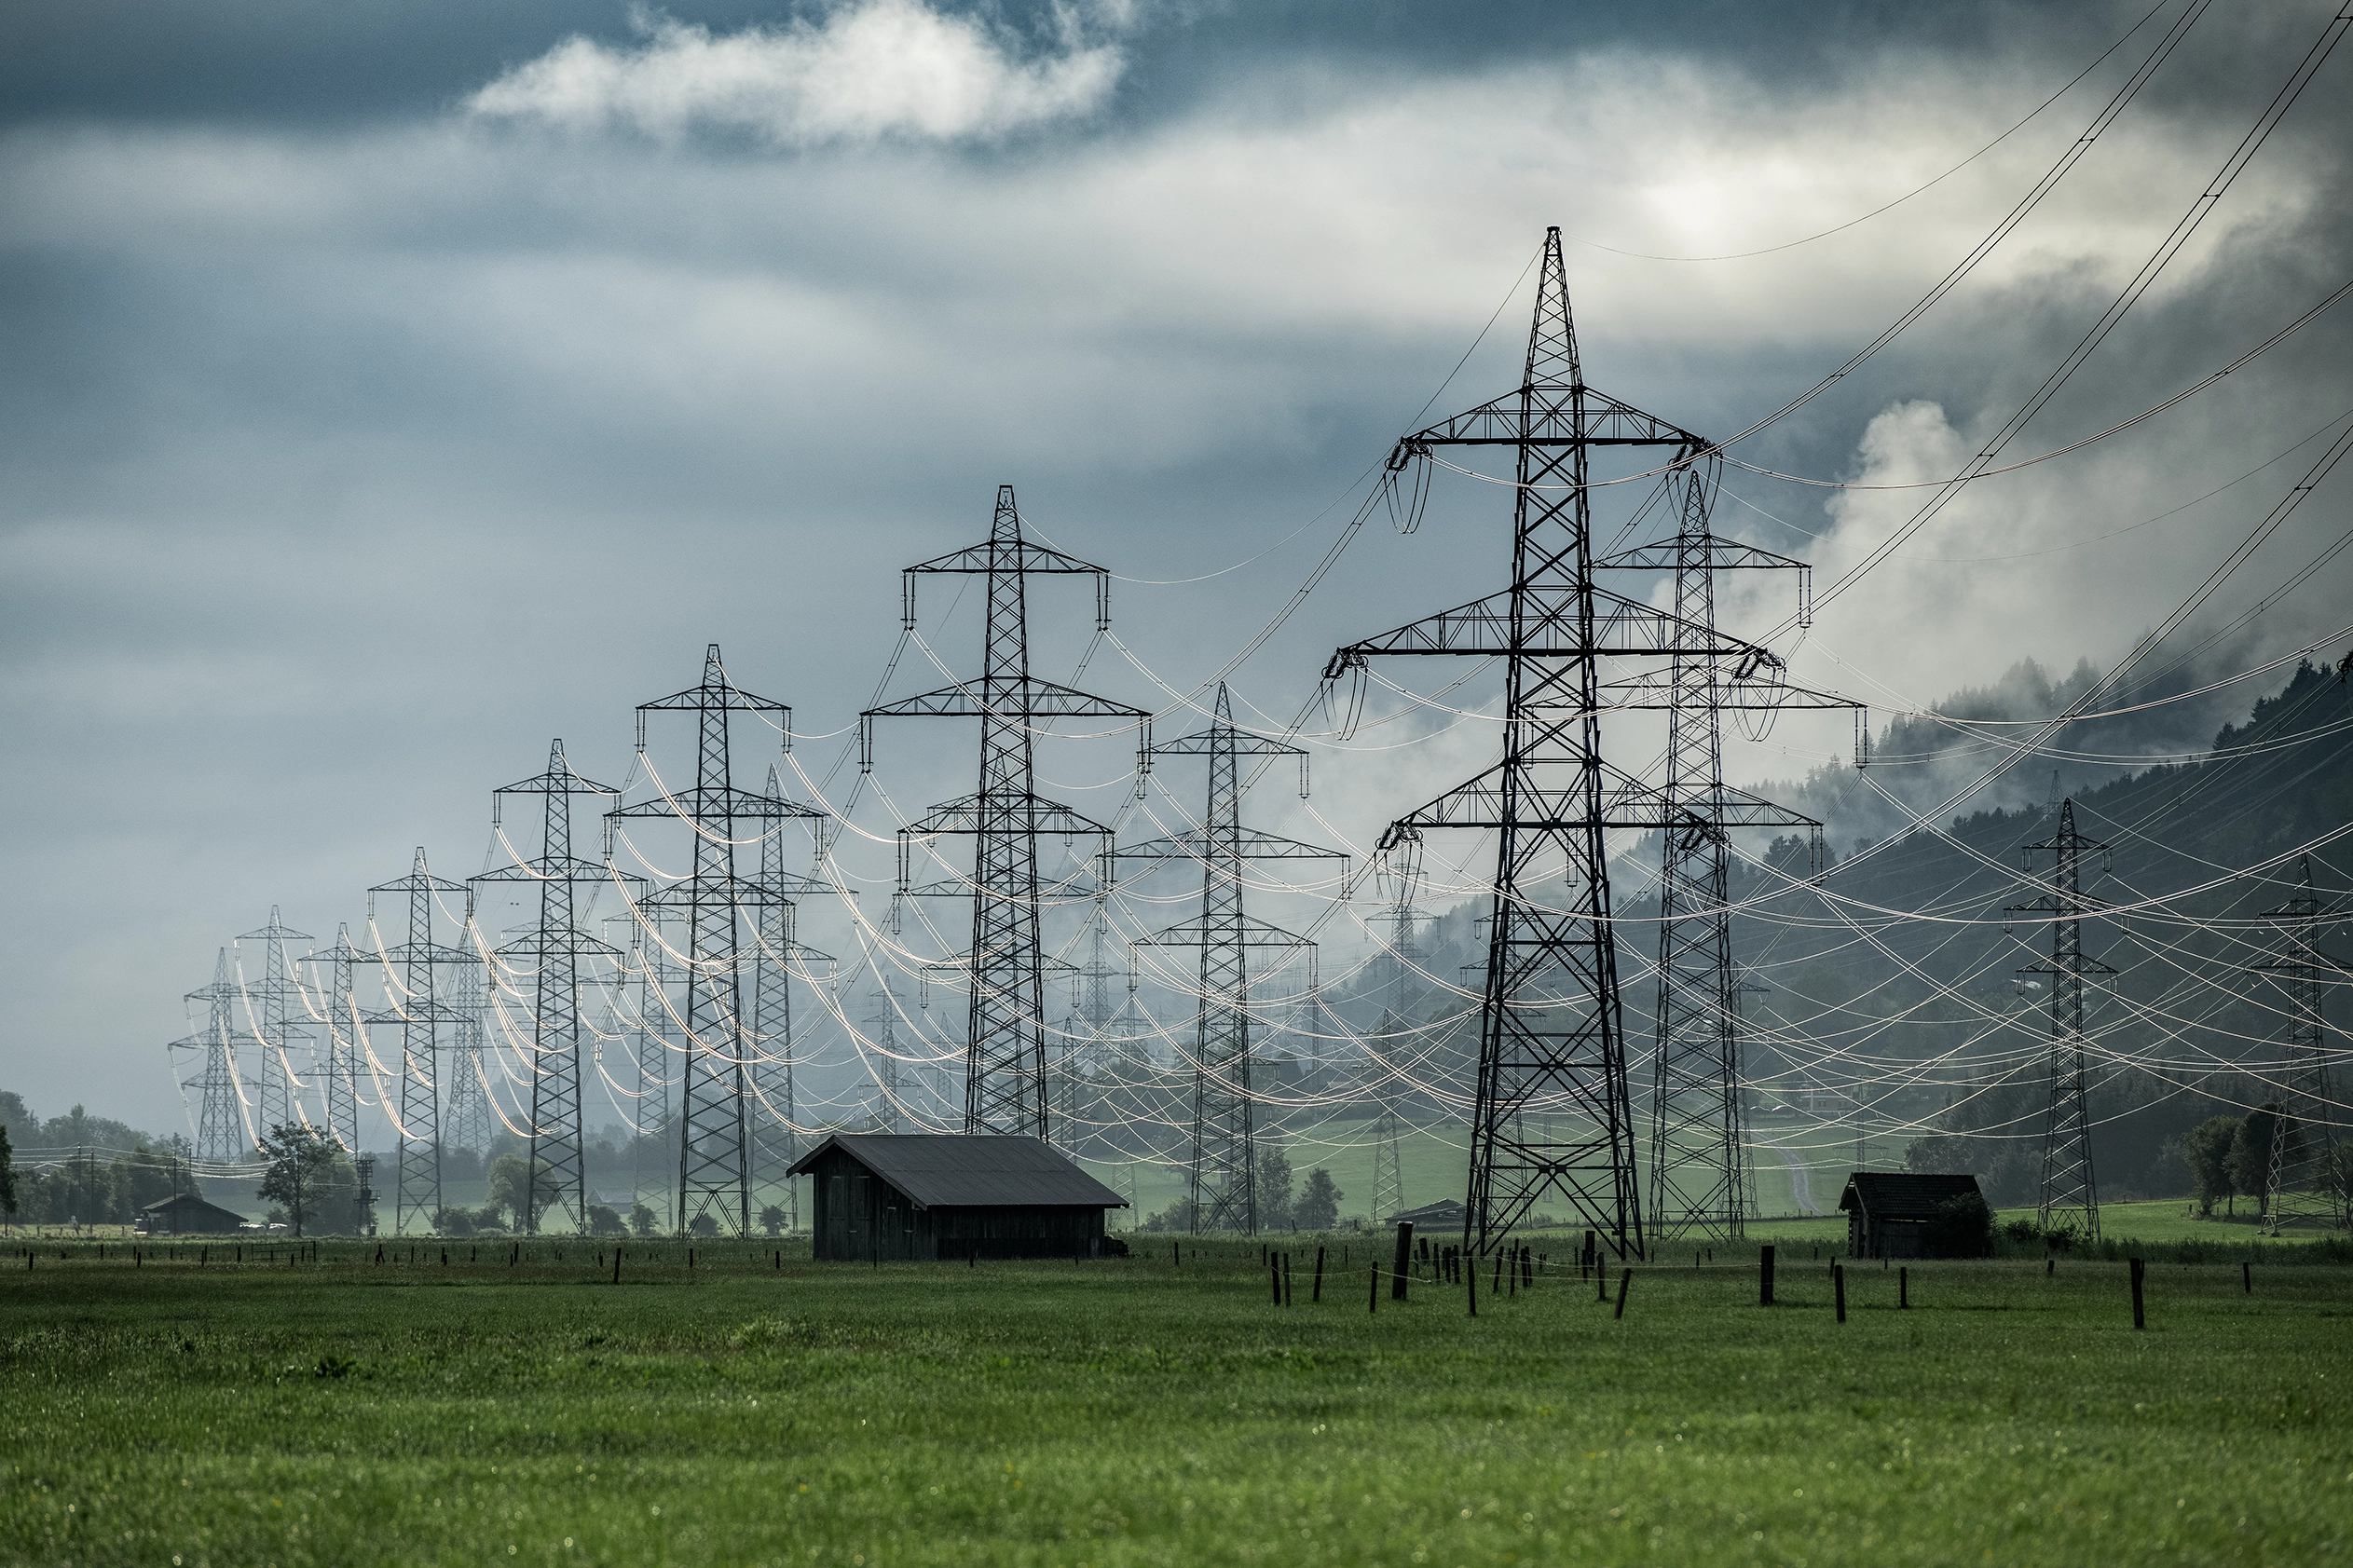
1922 1193 1992 1259
586 1205 627 1236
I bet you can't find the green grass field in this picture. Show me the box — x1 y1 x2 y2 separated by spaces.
6 1232 2351 1566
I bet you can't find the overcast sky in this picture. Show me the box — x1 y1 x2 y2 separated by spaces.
4 0 2348 1137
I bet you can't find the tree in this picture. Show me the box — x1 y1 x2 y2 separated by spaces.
2227 1108 2282 1215
485 1153 559 1230
759 1204 787 1236
2181 1116 2241 1216
587 1204 627 1236
0 1122 15 1220
1295 1167 1341 1230
1255 1140 1295 1231
628 1202 659 1237
255 1124 339 1237
1922 1193 1992 1258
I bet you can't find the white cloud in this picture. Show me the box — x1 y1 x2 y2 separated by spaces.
467 1 1123 146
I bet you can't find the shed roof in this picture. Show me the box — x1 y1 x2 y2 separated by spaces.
787 1135 1126 1210
1837 1172 1982 1221
1387 1198 1465 1229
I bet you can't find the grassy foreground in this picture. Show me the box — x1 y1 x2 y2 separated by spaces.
3 1236 2349 1566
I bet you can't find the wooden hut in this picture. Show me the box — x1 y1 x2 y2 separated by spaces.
787 1134 1127 1261
134 1193 253 1235
1837 1172 1984 1259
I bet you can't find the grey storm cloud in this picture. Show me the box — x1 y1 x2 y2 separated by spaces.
0 0 2347 1134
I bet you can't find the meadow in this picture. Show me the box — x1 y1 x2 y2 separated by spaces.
3 1229 2349 1567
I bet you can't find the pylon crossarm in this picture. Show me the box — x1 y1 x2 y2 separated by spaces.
900 792 1114 840
863 678 1146 722
1134 914 1319 950
1393 383 1707 452
1598 538 1810 574
1115 830 1347 865
493 930 626 962
905 537 1108 579
1322 583 1768 673
610 786 827 822
1596 671 1863 715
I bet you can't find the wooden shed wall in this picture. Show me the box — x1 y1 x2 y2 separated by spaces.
806 1148 1110 1261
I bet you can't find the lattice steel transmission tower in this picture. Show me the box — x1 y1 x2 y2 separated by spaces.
1369 1008 1407 1224
862 978 908 1134
1121 683 1345 1234
863 484 1146 1138
2250 855 2347 1229
444 951 496 1157
237 907 314 1135
748 762 833 1210
173 948 252 1166
472 740 625 1234
368 848 478 1234
1600 465 1856 1241
1326 226 1807 1262
311 923 368 1155
611 645 828 1236
2007 798 2113 1242
625 921 673 1216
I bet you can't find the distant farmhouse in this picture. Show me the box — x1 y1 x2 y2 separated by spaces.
789 1134 1126 1261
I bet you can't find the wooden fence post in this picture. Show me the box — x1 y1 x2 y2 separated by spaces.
1312 1246 1325 1303
2242 1261 2252 1295
1369 1261 1378 1316
1898 1266 1908 1310
2130 1258 2146 1330
1271 1257 1282 1306
1613 1268 1631 1320
1391 1222 1414 1302
1759 1245 1775 1307
1833 1263 1846 1324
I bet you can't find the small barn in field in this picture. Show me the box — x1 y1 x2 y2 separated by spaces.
1838 1172 1984 1259
787 1134 1127 1261
134 1193 252 1235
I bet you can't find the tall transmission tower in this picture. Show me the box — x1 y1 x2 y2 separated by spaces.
367 848 477 1235
311 923 368 1155
1600 465 1856 1241
625 921 673 1217
748 762 835 1216
444 952 496 1158
1368 1008 1407 1224
610 645 828 1236
472 739 625 1235
1325 226 1805 1262
172 948 252 1166
862 979 908 1134
862 484 1146 1138
236 907 314 1135
1121 683 1345 1234
2007 798 2114 1243
2249 855 2346 1230
1383 825 1428 1003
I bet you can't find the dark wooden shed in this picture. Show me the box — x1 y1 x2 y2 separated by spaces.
787 1134 1127 1261
134 1193 253 1235
1838 1172 1984 1259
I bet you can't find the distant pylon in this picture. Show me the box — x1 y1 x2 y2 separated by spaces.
472 739 626 1235
1327 226 1817 1263
236 907 315 1135
444 951 496 1157
611 645 829 1236
748 762 835 1217
173 948 251 1165
1122 683 1345 1234
1369 1008 1407 1224
626 921 673 1218
1600 464 1855 1241
2249 855 2347 1230
366 847 477 1235
2007 798 2114 1242
863 484 1147 1138
311 924 368 1155
1383 825 1427 1003
863 978 908 1134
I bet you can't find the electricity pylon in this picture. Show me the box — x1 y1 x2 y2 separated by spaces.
625 921 673 1217
862 979 908 1134
172 948 251 1166
1325 226 1803 1262
611 645 828 1236
1599 464 1859 1241
311 924 368 1155
1369 1007 1407 1224
236 907 314 1134
367 848 477 1234
1120 683 1345 1234
1382 825 1428 1003
472 739 625 1235
2007 798 2114 1242
2250 856 2347 1230
862 484 1146 1138
748 763 835 1214
444 951 495 1156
